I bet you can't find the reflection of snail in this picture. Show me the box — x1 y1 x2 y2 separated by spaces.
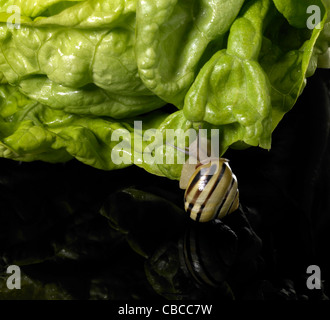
178 220 238 291
144 219 238 300
170 131 239 222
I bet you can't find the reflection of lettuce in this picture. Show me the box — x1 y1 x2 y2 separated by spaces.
0 0 329 180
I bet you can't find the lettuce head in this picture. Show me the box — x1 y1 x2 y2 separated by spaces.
0 0 329 180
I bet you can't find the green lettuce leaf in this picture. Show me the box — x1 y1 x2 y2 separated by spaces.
184 0 272 149
272 0 325 28
0 84 169 176
183 0 330 152
0 0 83 18
0 0 165 118
135 0 245 106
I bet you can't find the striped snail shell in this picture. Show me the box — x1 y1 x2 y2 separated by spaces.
177 135 239 223
183 158 239 222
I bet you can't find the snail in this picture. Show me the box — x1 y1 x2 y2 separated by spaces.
169 130 239 222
